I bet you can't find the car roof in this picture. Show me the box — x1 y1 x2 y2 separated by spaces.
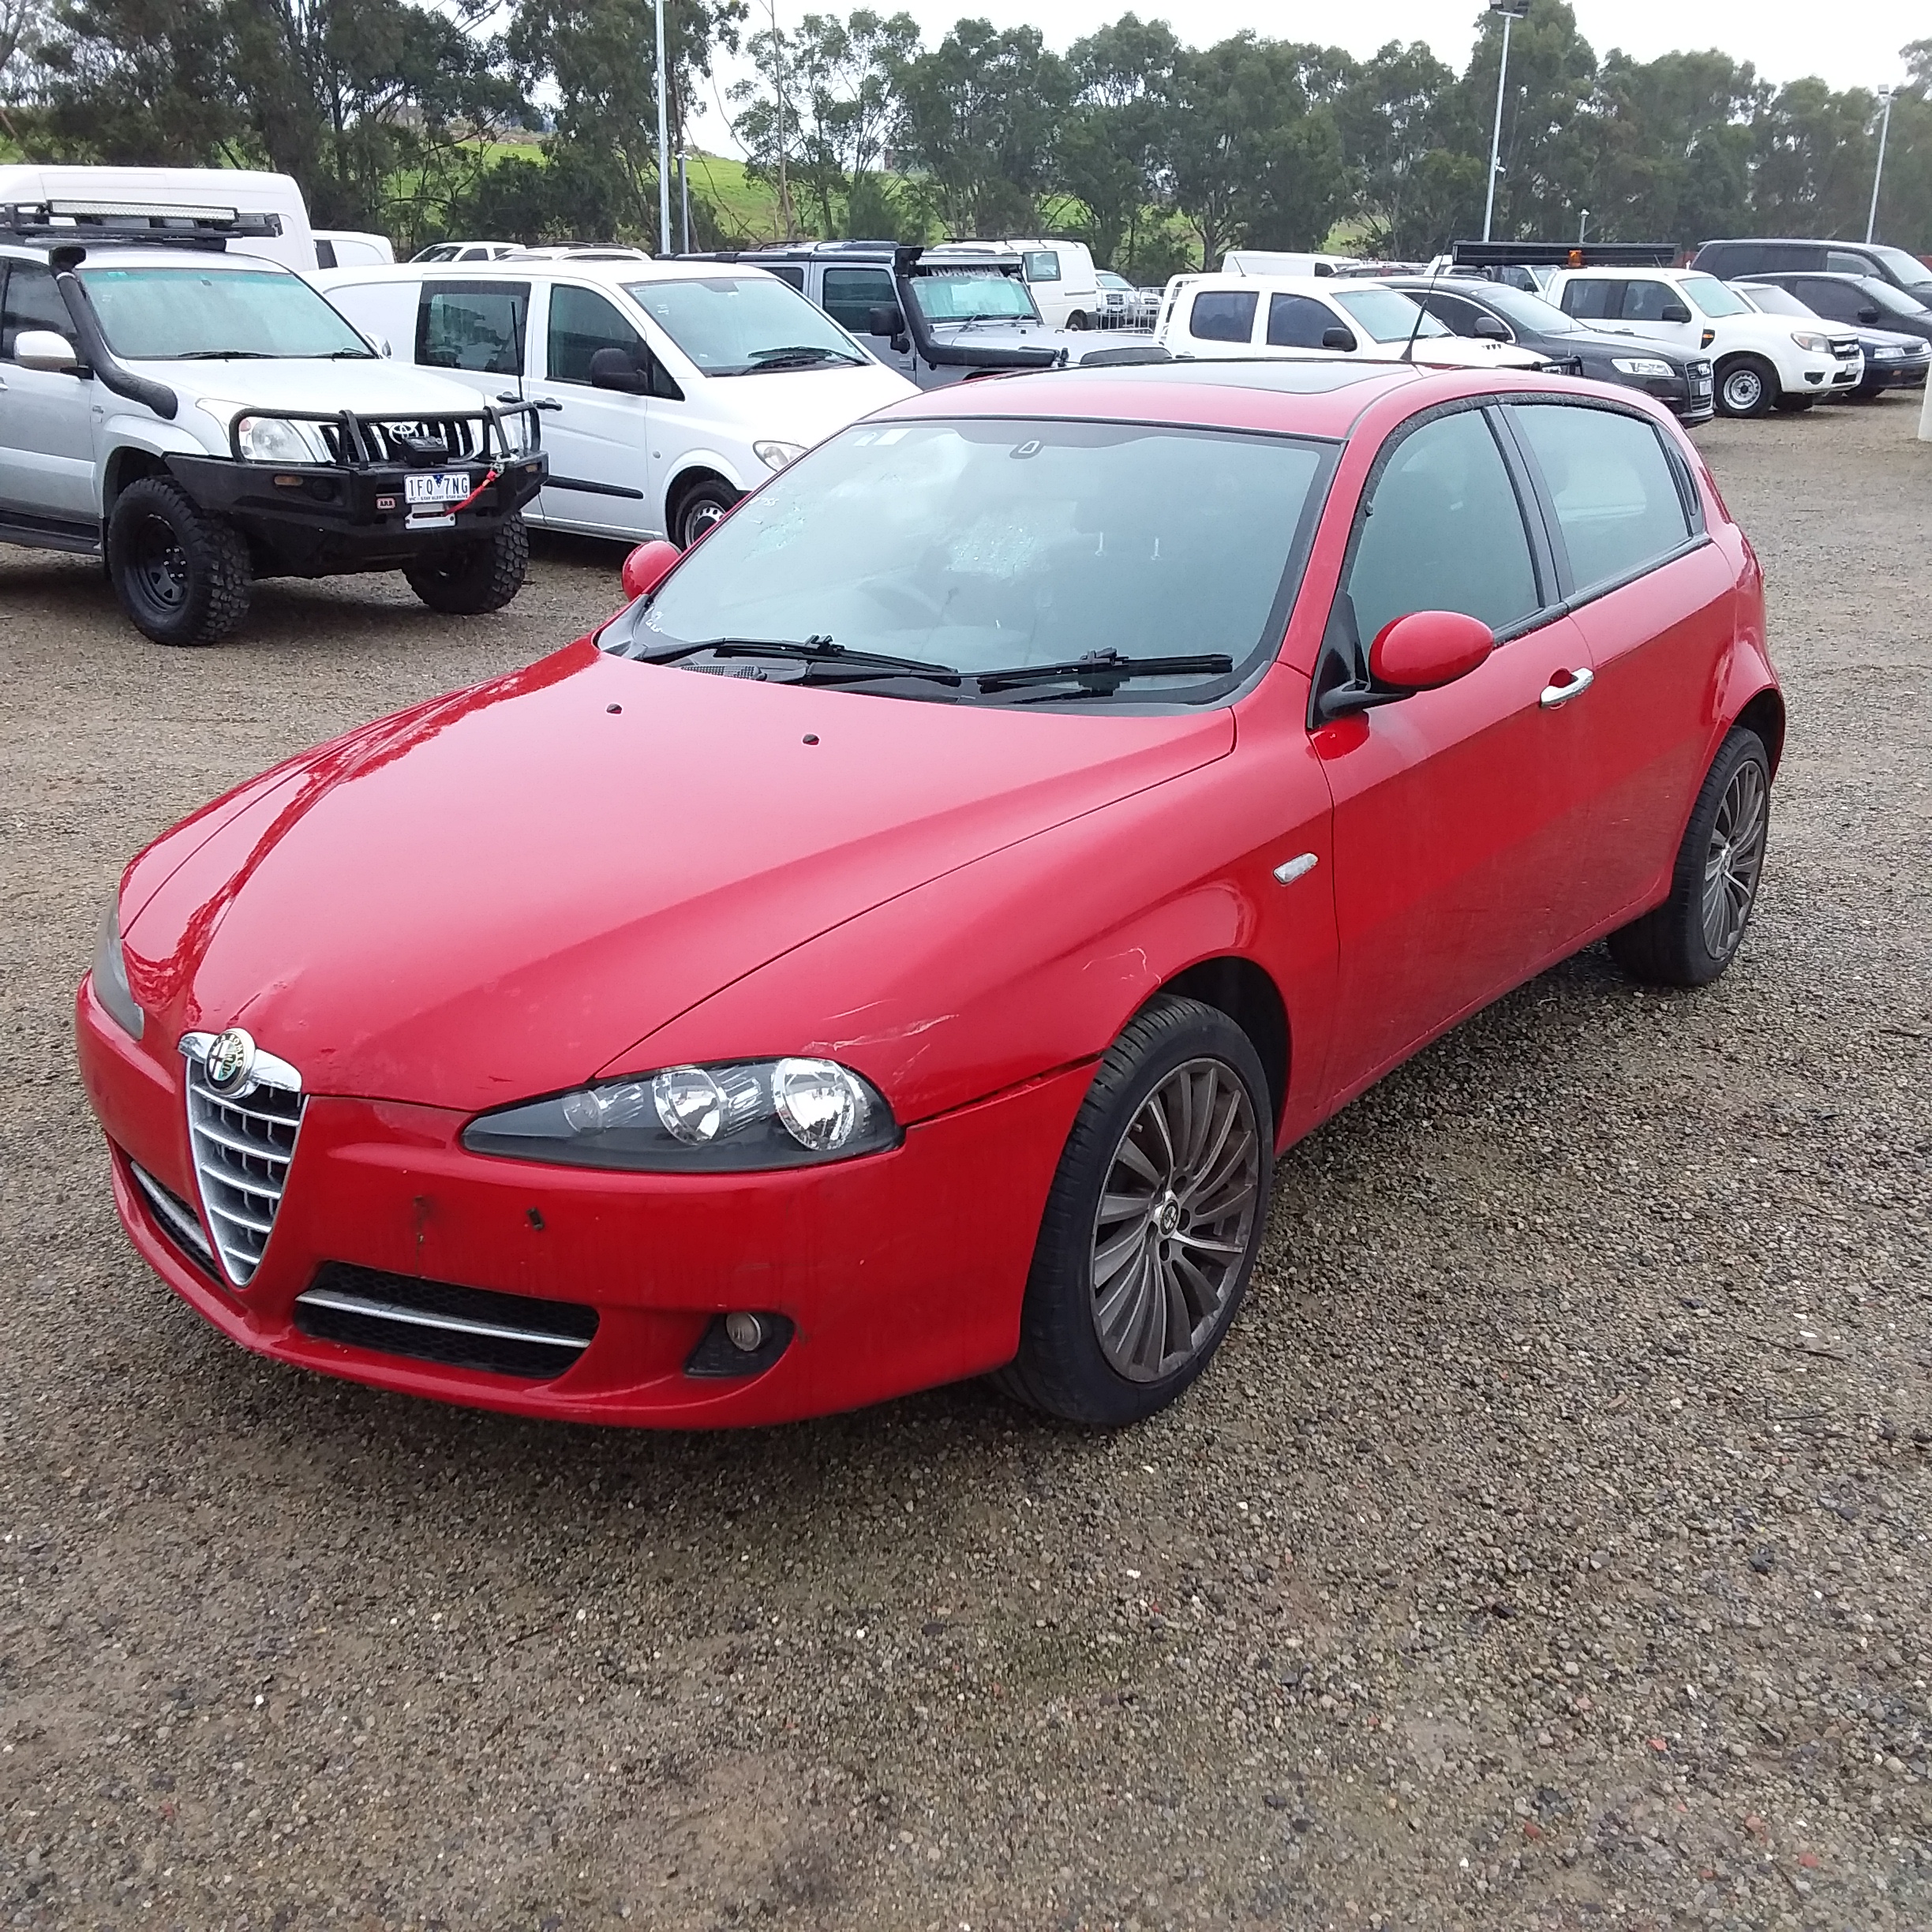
0 241 296 273
1174 275 1352 298
313 257 785 290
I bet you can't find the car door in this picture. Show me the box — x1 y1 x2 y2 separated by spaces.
1616 279 1702 353
1413 289 1496 339
1792 277 1863 327
1314 401 1602 1101
1266 291 1344 353
412 277 531 414
1182 289 1260 358
820 264 897 339
1501 398 1730 923
528 280 665 537
0 259 98 532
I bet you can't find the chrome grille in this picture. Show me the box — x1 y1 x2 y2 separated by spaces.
179 1033 305 1287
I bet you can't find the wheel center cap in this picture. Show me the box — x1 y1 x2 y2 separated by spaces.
1155 1196 1181 1237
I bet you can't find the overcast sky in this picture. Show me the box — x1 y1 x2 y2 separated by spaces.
698 1 1914 147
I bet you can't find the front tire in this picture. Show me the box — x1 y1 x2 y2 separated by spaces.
1773 395 1815 414
107 477 252 646
1715 357 1777 418
403 515 528 614
672 479 740 549
1608 727 1770 987
994 996 1272 1427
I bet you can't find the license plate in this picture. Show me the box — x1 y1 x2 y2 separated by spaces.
405 470 471 505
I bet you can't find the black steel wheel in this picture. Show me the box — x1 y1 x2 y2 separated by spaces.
106 478 251 646
994 995 1272 1427
1608 727 1771 987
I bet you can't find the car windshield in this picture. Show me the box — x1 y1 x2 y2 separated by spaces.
1859 276 1930 316
1097 271 1132 290
1331 287 1447 342
1454 281 1579 335
80 266 374 360
622 274 864 374
912 274 1037 323
1740 284 1814 318
621 417 1333 703
1682 275 1751 318
1866 245 1932 294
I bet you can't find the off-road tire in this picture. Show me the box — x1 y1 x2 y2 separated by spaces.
993 995 1273 1428
404 515 528 614
1608 727 1771 987
106 477 252 647
1714 356 1777 418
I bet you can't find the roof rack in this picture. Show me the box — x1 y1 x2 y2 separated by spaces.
1451 240 1678 269
0 200 283 258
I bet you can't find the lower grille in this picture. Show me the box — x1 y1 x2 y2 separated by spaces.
294 1263 598 1380
181 1036 305 1287
128 1159 215 1274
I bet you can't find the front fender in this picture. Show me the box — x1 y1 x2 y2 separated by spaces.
96 412 223 513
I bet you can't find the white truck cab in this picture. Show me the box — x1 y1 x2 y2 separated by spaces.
1545 266 1862 417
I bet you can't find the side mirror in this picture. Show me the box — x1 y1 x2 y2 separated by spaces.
1472 313 1509 340
1368 610 1494 692
1858 305 1881 325
1320 325 1356 351
589 346 649 394
621 538 681 603
1660 301 1693 324
376 336 393 358
867 303 905 338
13 328 80 373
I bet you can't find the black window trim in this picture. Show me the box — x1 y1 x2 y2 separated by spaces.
1497 394 1711 613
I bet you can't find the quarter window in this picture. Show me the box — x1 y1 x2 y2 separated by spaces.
1 261 75 356
1023 250 1061 283
822 266 896 333
1510 403 1692 593
1189 290 1257 343
547 283 645 385
767 264 806 290
417 280 528 376
1343 407 1541 652
1266 293 1337 349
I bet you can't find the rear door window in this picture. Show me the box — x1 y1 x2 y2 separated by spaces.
1795 278 1859 322
1509 402 1693 594
1189 290 1258 343
1023 250 1061 283
1825 249 1874 276
416 280 529 375
1560 279 1619 321
822 266 896 334
1266 293 1337 348
1342 406 1541 652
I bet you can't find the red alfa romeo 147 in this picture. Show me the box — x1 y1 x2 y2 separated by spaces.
77 359 1779 1429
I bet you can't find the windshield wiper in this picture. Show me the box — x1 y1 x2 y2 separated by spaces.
172 349 279 360
634 635 960 680
742 345 864 370
972 650 1234 695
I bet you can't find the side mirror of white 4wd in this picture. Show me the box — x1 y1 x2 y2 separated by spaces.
14 329 81 374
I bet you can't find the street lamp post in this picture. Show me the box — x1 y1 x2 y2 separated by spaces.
655 0 672 255
1483 0 1530 244
1866 87 1894 245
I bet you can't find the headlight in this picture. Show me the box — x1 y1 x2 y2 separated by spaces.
461 1057 899 1171
91 901 143 1039
234 414 333 463
754 440 806 471
1788 332 1834 354
1610 356 1674 379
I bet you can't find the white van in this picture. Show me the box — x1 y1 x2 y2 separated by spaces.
0 166 314 271
317 256 918 548
1221 250 1361 279
314 229 394 269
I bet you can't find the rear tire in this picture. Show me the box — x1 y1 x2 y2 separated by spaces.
993 995 1272 1428
404 514 528 614
1608 727 1770 987
106 477 252 647
1714 357 1777 418
1066 310 1091 331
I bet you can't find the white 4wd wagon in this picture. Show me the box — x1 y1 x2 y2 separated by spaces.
0 203 545 646
1545 266 1863 417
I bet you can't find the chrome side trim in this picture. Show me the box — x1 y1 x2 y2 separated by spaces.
296 1287 588 1354
1273 852 1319 885
129 1160 215 1270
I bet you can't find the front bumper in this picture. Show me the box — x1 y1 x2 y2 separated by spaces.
164 451 547 578
1861 357 1930 390
1597 360 1713 424
77 976 1091 1428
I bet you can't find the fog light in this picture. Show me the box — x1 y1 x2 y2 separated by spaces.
724 1311 765 1352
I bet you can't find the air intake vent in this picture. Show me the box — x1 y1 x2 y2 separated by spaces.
295 1264 598 1380
127 1158 215 1274
179 1032 305 1287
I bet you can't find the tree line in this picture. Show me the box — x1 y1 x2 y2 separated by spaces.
1 0 1927 274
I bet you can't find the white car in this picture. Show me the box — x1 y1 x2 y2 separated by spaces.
1544 266 1862 417
316 257 917 549
987 238 1103 331
410 241 520 264
1155 274 1548 372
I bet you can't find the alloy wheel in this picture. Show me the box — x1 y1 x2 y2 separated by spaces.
1701 756 1768 960
1089 1058 1261 1382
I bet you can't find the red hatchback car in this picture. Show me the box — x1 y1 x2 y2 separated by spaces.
76 360 1779 1429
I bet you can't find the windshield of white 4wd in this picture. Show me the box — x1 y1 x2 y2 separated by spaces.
912 274 1038 324
622 274 865 374
1683 275 1752 318
626 418 1331 701
80 266 374 360
1331 288 1447 341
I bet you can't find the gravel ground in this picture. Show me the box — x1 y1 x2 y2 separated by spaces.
2 397 1929 1932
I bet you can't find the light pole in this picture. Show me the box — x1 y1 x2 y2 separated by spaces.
1578 208 1589 245
1866 86 1894 245
1482 0 1530 244
654 0 672 255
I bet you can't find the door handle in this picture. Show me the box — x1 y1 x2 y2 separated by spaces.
1539 666 1594 709
528 395 564 411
